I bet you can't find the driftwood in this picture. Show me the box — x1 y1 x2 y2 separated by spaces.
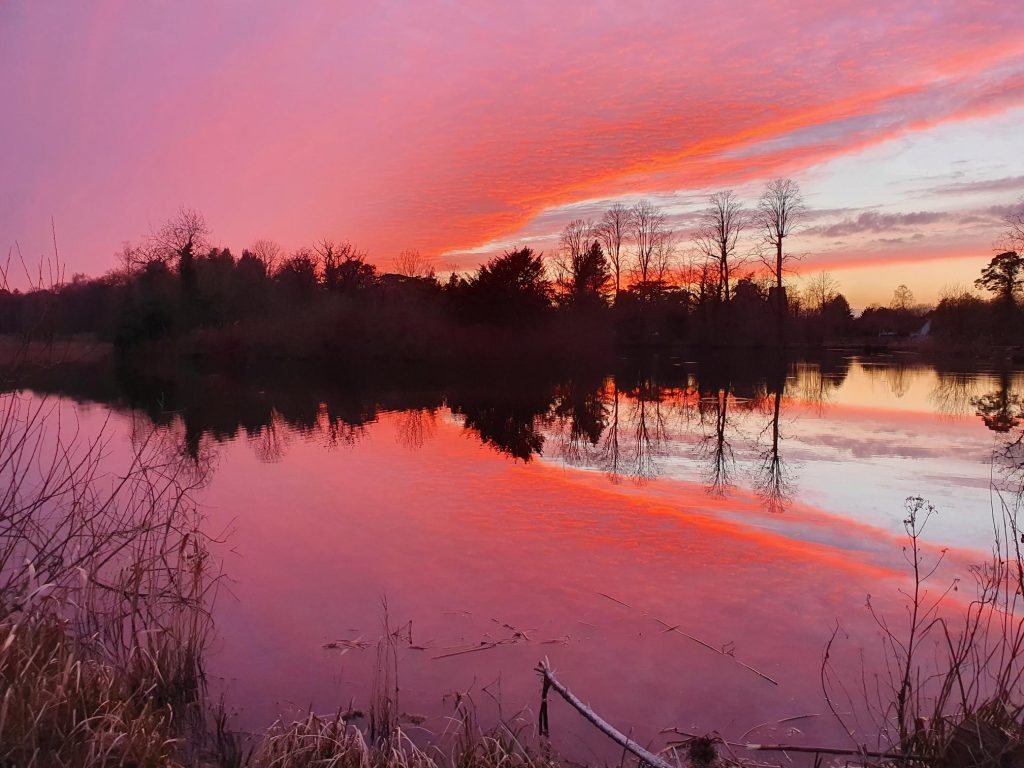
536 659 675 768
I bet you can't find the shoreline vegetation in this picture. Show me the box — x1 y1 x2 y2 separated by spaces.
1 188 1022 375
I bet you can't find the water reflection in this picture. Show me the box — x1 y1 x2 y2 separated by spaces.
11 355 1024 516
9 355 1024 757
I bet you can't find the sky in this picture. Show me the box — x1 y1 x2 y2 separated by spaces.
3 1 1024 307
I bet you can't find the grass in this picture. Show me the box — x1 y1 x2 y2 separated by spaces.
0 613 183 767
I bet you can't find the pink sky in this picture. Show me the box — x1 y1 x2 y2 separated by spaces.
3 2 1024 306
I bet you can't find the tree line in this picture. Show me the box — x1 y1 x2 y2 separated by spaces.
2 184 1023 365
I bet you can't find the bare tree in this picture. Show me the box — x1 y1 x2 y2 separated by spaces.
693 190 747 303
392 249 434 279
650 231 677 284
757 179 805 319
629 199 670 285
116 241 150 273
891 284 914 311
558 219 594 263
249 239 283 273
595 203 629 298
149 207 210 269
680 250 716 304
315 239 374 292
553 220 610 305
1004 196 1024 253
805 271 839 313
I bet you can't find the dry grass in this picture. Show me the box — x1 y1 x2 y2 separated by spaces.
0 613 184 768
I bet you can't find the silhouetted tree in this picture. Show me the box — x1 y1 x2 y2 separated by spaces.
392 249 434 279
463 247 552 324
150 208 210 296
316 239 376 293
596 203 629 299
804 271 838 314
757 179 805 324
693 190 747 304
891 284 914 311
554 237 611 308
932 287 989 343
249 239 283 273
274 249 319 298
628 200 671 284
1003 197 1024 254
975 250 1023 307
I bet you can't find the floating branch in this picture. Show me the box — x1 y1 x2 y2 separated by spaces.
597 591 777 686
536 658 675 768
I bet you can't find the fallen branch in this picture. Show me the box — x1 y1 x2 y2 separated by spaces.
536 658 674 768
652 617 778 686
742 742 919 760
597 591 777 686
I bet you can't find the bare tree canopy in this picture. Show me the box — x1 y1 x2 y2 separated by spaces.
595 203 629 297
628 199 671 285
804 271 839 313
891 284 914 311
558 219 594 263
149 207 210 267
757 178 805 317
553 220 611 305
1003 196 1024 253
392 249 434 279
248 239 283 273
693 190 747 303
314 238 375 292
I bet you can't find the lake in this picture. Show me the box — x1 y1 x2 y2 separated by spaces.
7 353 1024 762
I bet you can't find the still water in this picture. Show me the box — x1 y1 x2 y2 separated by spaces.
13 355 1024 759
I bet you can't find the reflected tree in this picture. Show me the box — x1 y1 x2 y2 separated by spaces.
451 388 554 462
248 410 292 463
931 370 980 416
552 380 608 465
395 408 438 451
697 383 736 497
753 364 793 512
598 379 623 482
624 378 669 482
973 369 1024 433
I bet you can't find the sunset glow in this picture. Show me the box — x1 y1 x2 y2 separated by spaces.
4 2 1024 305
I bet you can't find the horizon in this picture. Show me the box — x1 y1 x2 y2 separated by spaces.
3 2 1024 307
